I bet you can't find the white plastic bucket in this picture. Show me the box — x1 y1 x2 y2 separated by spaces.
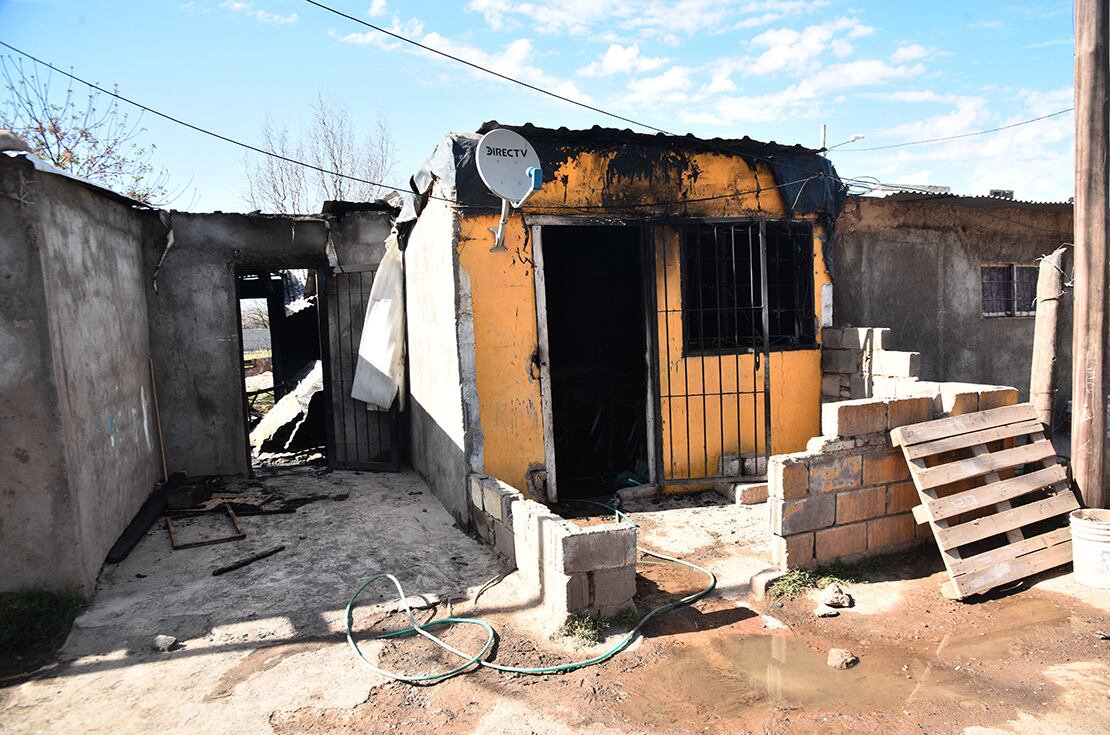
1069 508 1110 589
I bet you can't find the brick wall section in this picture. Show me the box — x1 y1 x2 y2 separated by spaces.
767 384 1019 569
821 326 923 403
468 475 638 620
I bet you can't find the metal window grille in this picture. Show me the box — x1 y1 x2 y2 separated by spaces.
981 264 1038 318
681 222 816 354
1014 266 1038 316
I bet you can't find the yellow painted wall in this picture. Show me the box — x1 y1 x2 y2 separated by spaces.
456 148 830 498
653 225 827 488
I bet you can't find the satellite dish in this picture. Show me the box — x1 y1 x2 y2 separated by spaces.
476 129 542 203
476 129 543 252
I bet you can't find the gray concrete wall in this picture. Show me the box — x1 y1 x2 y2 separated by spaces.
834 196 1073 415
0 155 161 592
404 194 469 522
144 211 391 477
0 156 83 591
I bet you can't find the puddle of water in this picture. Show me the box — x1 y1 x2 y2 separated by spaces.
620 633 972 730
941 598 1070 660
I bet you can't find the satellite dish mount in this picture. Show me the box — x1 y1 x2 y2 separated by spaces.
476 129 543 252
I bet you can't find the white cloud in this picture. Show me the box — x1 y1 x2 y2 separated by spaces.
891 44 930 63
219 1 297 25
333 19 590 102
463 0 830 40
810 60 924 90
746 17 873 75
330 14 425 49
621 66 695 106
578 44 669 77
368 0 387 18
833 87 1076 201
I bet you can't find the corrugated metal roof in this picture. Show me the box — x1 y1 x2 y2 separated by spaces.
874 191 1073 212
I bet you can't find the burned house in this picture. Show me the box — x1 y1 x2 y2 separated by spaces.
400 122 845 520
2 121 1072 612
0 151 399 592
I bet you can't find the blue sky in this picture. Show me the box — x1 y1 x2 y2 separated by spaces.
1 0 1077 210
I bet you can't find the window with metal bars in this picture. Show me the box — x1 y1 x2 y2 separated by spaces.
681 221 817 355
981 264 1038 317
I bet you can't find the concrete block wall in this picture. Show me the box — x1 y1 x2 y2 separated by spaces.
820 327 922 403
768 384 1019 570
468 474 638 621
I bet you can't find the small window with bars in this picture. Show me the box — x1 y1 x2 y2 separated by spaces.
681 221 817 354
981 264 1038 317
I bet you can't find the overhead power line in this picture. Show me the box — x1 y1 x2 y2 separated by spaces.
303 0 875 191
0 40 424 199
0 41 834 212
835 108 1074 152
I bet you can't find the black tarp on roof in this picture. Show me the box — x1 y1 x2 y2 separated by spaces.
398 122 848 274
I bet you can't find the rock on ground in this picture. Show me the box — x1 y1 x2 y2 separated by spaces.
827 648 859 669
821 582 853 608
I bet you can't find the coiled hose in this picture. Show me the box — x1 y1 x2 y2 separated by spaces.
344 500 717 683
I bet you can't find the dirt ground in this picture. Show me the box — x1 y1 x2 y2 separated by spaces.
1 472 1107 735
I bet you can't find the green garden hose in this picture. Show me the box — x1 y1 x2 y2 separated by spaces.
345 500 717 682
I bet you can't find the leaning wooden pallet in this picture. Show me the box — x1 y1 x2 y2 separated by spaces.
890 402 1081 600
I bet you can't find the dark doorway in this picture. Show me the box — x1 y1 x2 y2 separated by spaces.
543 225 649 499
236 269 328 467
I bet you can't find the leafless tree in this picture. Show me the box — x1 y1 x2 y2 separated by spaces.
240 299 270 330
244 91 394 214
0 56 171 204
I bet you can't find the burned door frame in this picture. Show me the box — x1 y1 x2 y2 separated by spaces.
234 265 330 473
528 215 816 494
528 218 657 501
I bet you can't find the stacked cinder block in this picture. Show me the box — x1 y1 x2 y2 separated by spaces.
468 475 521 564
820 327 921 403
468 474 638 622
767 384 1019 569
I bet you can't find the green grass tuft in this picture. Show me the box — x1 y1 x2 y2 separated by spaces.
766 547 930 600
0 588 85 659
559 607 639 644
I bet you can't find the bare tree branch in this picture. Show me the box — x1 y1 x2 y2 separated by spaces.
243 90 394 214
0 56 172 205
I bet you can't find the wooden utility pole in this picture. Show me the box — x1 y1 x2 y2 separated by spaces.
1071 0 1109 509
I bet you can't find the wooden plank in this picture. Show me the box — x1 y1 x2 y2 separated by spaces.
909 456 966 582
934 491 1080 550
971 444 1024 545
904 419 1044 460
892 403 1038 447
925 465 1068 521
948 527 1073 577
914 439 1056 489
949 538 1073 598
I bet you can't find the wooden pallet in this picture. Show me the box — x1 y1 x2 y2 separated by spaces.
890 403 1080 600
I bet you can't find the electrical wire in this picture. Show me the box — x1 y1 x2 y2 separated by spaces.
302 0 878 193
834 108 1074 152
0 40 436 201
345 501 718 682
0 40 836 213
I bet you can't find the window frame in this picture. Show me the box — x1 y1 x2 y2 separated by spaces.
980 262 1039 318
678 220 818 357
